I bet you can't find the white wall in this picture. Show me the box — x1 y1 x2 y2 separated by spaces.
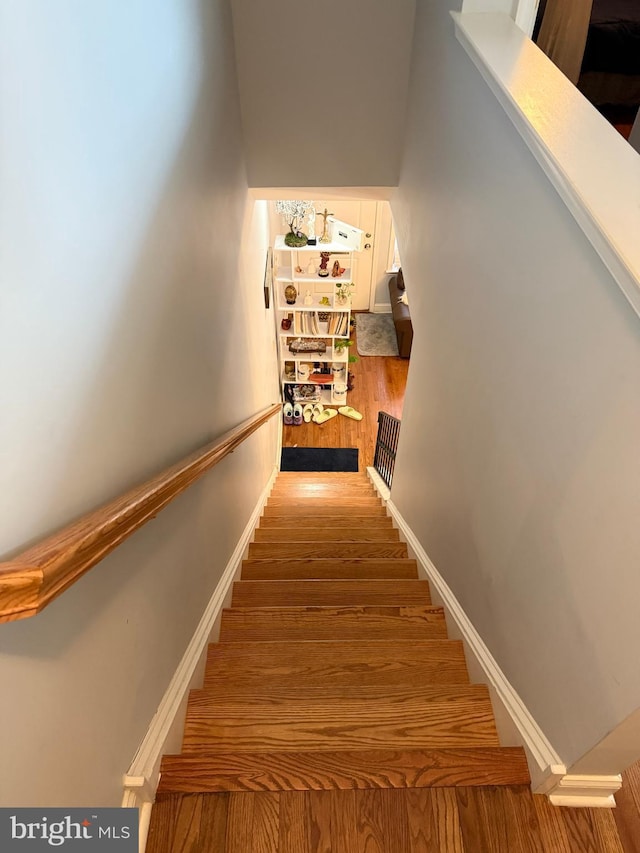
391 0 640 772
230 0 415 188
0 0 279 806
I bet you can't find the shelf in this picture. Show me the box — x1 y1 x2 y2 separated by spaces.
275 234 353 407
277 295 350 311
275 265 353 284
274 235 352 254
282 349 348 362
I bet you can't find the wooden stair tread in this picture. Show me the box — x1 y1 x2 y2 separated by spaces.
182 691 499 752
253 527 400 542
231 578 429 606
247 542 409 560
157 747 530 793
240 559 418 580
204 639 468 687
220 605 445 640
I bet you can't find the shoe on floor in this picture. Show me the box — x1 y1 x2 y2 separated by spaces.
315 408 338 424
338 406 363 421
311 403 324 423
283 402 293 425
293 403 303 425
302 404 314 423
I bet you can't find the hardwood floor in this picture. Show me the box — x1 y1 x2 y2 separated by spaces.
147 787 628 852
282 313 409 469
615 758 640 853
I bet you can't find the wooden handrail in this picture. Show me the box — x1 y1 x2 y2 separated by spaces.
0 403 281 624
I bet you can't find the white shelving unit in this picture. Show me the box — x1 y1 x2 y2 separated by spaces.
274 235 354 407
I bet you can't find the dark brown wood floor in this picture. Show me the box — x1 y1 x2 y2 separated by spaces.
148 784 636 852
282 312 409 470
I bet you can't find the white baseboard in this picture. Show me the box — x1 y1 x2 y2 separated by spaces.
366 467 390 502
121 465 278 851
382 497 564 791
372 302 392 313
548 775 622 808
366 469 619 807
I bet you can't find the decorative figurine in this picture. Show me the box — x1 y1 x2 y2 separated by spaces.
303 290 313 305
331 260 345 277
318 252 331 277
307 209 317 245
284 283 298 305
318 207 334 244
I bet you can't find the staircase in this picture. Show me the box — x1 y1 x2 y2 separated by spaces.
147 472 530 850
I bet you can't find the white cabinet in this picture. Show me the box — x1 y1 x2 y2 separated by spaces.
274 235 354 407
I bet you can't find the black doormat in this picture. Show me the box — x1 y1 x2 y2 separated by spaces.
280 447 359 472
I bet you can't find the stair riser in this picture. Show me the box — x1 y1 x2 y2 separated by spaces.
157 747 531 794
219 606 446 641
240 560 418 580
253 528 400 542
231 580 431 607
267 495 382 502
258 516 394 528
192 683 485 703
248 543 408 559
205 641 469 689
270 484 376 494
270 490 376 499
263 505 387 517
182 700 498 752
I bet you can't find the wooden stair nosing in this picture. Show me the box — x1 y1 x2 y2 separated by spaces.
157 746 531 794
247 542 409 560
240 560 419 580
204 639 469 688
182 693 499 753
231 578 430 607
253 527 400 542
219 605 446 641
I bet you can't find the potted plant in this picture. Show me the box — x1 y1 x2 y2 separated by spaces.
335 281 354 306
333 338 358 390
275 200 313 247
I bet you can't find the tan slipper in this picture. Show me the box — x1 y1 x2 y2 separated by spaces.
302 404 314 423
315 408 338 424
311 403 324 423
338 406 363 421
